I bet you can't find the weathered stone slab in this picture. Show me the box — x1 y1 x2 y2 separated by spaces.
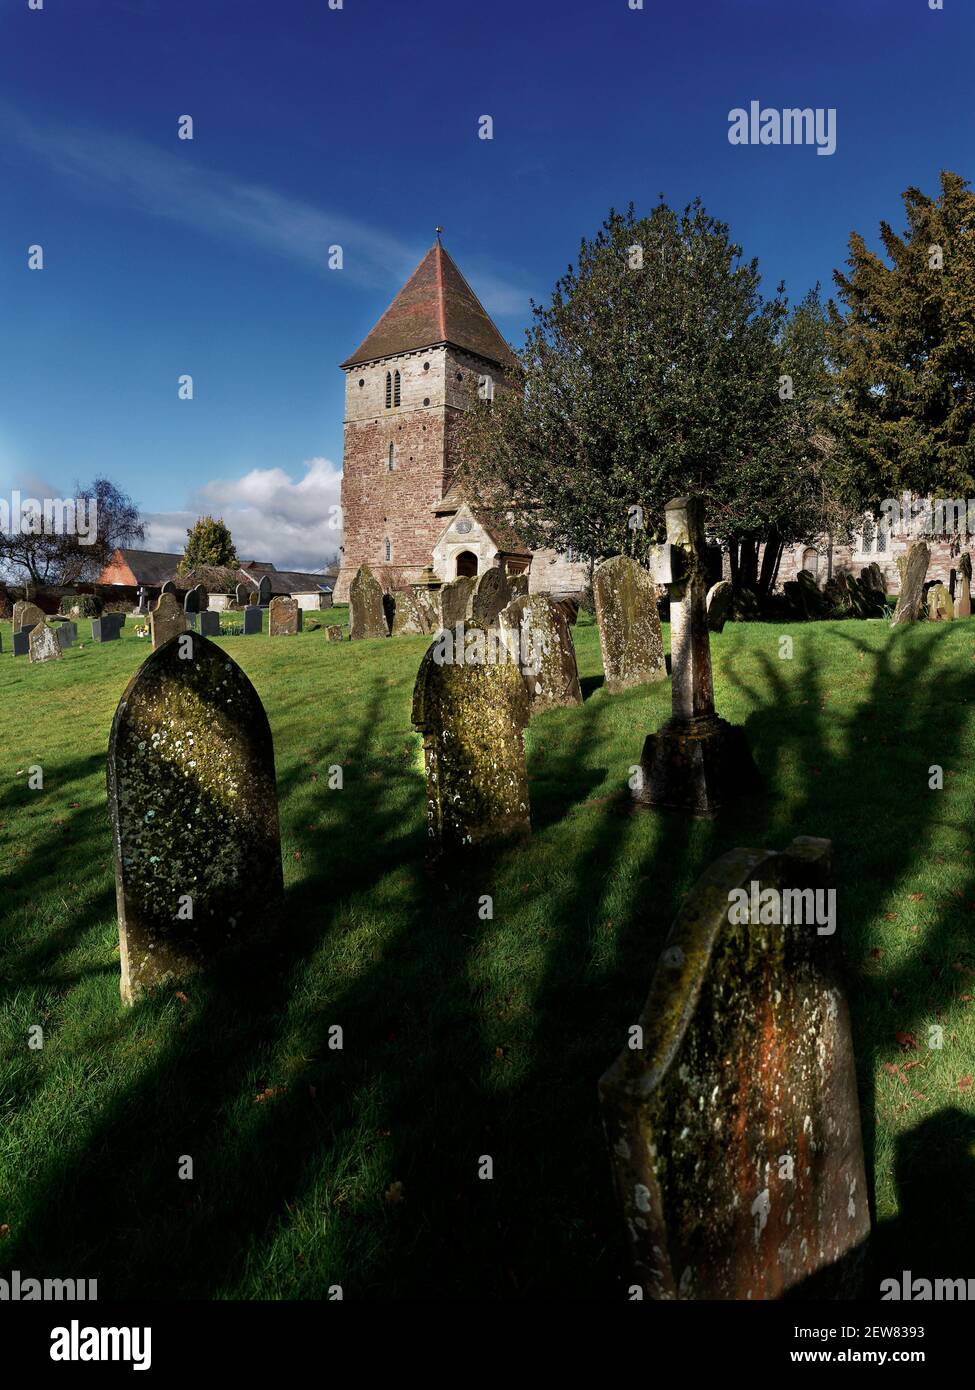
349 565 389 639
199 611 221 637
438 575 476 630
926 582 953 621
12 630 34 657
956 553 972 618
706 580 733 633
29 622 62 664
243 605 263 635
324 624 344 641
150 593 188 650
13 601 44 633
499 594 582 714
593 555 666 693
92 614 124 643
861 562 885 597
257 575 272 607
183 584 206 615
268 596 302 635
160 580 176 596
235 584 248 605
471 567 511 626
508 575 529 601
392 590 432 637
599 835 868 1299
891 542 930 626
107 631 284 1004
412 621 531 854
55 621 77 651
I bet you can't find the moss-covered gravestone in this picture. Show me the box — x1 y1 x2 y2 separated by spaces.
705 580 733 633
349 565 389 640
471 566 512 626
926 583 953 622
599 836 869 1300
592 556 665 693
439 575 476 629
499 593 582 714
28 622 62 664
107 632 284 1005
160 580 176 596
412 621 531 854
891 542 930 625
13 601 44 633
150 592 188 650
392 590 432 637
268 595 302 635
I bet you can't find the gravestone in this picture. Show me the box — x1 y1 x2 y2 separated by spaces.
12 630 33 657
28 622 62 664
949 568 957 601
412 620 531 854
592 556 665 693
160 580 176 596
926 583 953 622
92 614 124 643
235 584 249 606
414 586 442 632
199 611 221 637
324 624 344 641
635 497 760 816
795 568 828 620
13 601 44 633
268 595 302 635
243 605 263 636
248 591 259 606
471 566 512 626
349 565 389 639
439 575 476 630
706 580 734 633
860 562 885 597
55 621 77 651
107 631 284 1005
184 584 206 615
257 575 272 607
508 575 529 601
554 595 580 627
499 594 582 714
135 587 149 615
891 542 930 626
956 553 972 618
150 592 188 650
392 590 432 636
599 836 868 1299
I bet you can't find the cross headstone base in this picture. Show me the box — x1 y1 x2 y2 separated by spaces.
634 714 761 817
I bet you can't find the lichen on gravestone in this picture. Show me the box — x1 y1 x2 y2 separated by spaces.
592 555 665 693
107 632 284 1005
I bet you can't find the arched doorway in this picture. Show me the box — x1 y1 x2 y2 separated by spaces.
455 550 478 578
801 547 819 580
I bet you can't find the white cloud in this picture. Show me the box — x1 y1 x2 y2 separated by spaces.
141 456 343 573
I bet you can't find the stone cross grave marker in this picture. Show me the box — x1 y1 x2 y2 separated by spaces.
135 587 149 615
268 595 302 635
499 593 582 714
150 592 188 650
412 620 531 854
349 565 389 640
599 836 869 1300
634 497 760 816
107 631 284 1004
592 555 665 693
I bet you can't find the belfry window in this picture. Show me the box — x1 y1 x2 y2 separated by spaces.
385 372 392 409
393 371 402 407
384 538 392 563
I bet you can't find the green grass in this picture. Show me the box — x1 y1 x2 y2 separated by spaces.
2 607 975 1298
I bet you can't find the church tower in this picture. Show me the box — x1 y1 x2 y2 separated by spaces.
333 238 516 602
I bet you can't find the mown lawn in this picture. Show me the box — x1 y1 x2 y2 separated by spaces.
1 606 974 1298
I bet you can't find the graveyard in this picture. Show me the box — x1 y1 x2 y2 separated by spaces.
2 598 974 1298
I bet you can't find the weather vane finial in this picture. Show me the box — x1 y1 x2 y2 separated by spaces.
435 225 444 242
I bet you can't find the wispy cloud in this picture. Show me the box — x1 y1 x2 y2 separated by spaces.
1 104 532 315
141 456 342 573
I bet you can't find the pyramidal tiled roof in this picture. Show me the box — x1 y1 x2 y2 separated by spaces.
341 241 517 370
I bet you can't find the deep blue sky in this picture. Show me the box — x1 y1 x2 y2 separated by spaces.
2 0 972 567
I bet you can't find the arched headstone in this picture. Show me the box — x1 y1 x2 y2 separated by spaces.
593 555 665 692
160 580 176 596
150 592 188 650
107 632 284 1005
257 575 272 607
412 622 531 854
28 622 62 664
268 595 302 635
499 593 582 714
599 836 868 1299
349 565 389 639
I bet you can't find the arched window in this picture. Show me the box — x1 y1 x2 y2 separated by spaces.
387 443 395 472
802 547 819 579
876 516 888 553
860 516 875 555
393 371 401 407
384 538 391 563
385 372 392 409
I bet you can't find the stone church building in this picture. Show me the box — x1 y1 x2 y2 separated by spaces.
333 239 587 603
